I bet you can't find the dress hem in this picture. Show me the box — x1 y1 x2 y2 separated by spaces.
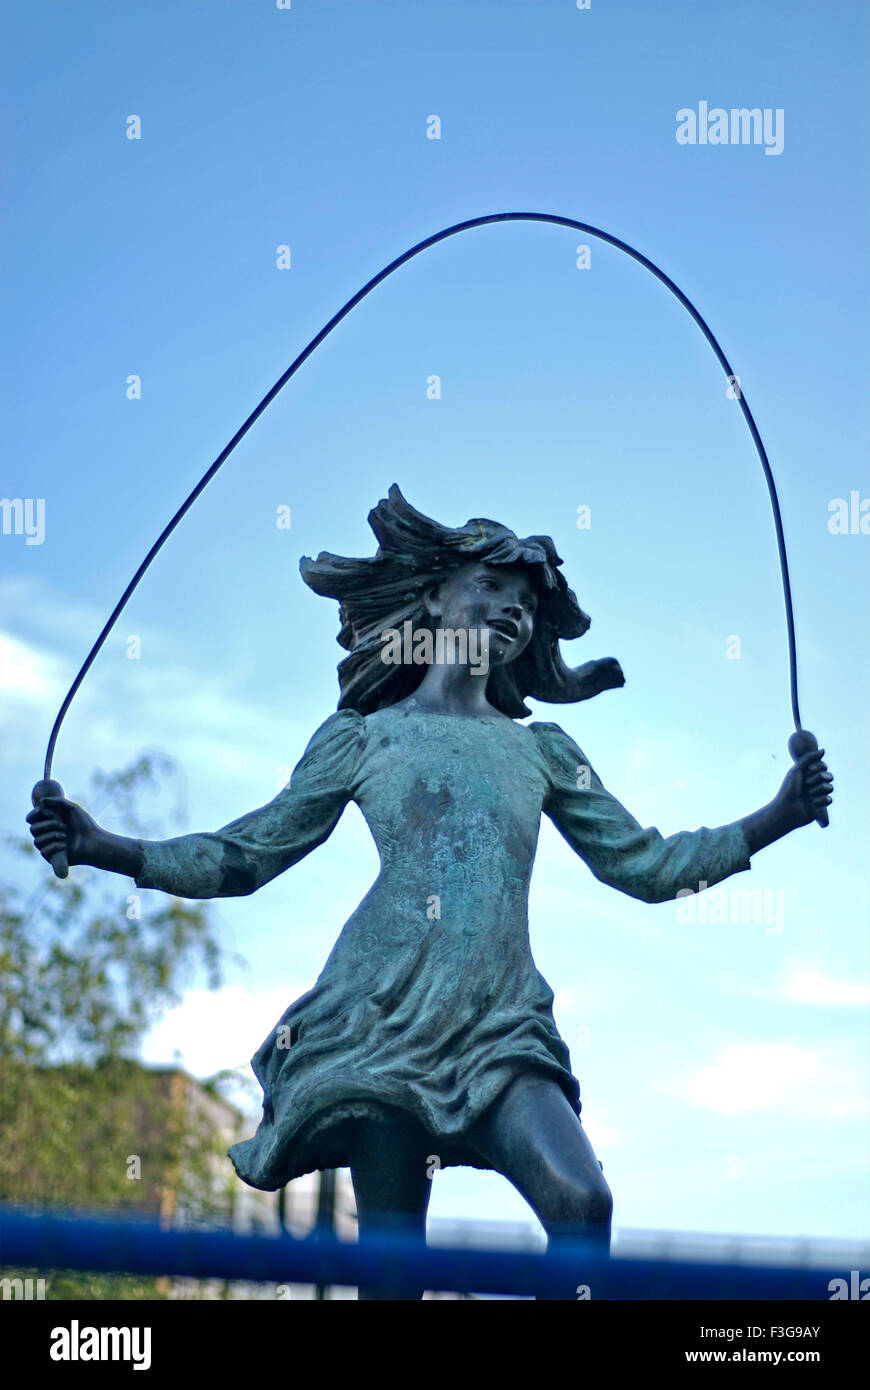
228 1064 581 1189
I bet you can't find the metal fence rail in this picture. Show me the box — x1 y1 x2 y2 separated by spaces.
0 1205 851 1299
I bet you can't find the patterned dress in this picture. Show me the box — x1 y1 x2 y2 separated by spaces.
135 706 751 1186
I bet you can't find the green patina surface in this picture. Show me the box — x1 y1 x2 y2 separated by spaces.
135 705 751 1186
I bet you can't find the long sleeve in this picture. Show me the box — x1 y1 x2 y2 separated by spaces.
532 721 752 905
134 709 365 899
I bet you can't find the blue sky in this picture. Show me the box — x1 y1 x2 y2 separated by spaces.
1 0 868 1243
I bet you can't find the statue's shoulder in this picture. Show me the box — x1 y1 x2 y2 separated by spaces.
527 720 588 777
527 719 577 749
310 706 367 737
298 707 367 764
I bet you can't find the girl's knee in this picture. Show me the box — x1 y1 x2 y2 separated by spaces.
543 1164 613 1229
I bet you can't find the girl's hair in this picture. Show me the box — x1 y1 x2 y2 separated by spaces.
300 484 599 718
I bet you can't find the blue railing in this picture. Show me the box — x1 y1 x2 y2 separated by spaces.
0 1205 849 1299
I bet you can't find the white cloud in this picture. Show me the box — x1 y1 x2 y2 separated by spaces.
734 965 870 1008
581 1117 626 1152
0 587 316 836
140 982 316 1079
784 968 870 1007
0 630 67 703
664 1042 869 1119
0 574 107 651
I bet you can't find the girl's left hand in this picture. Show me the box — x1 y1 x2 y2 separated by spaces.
776 748 834 829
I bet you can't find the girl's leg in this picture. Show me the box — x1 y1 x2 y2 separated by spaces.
347 1112 433 1301
469 1071 612 1299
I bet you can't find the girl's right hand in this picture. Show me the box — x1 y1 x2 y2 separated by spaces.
26 796 100 868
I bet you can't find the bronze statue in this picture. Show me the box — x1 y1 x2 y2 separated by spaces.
27 485 833 1299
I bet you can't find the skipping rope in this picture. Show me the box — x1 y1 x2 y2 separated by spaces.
32 211 828 876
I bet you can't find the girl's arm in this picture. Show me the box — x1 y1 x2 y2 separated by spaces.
26 710 365 899
533 723 832 905
29 783 349 898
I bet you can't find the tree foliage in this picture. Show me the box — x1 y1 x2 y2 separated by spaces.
0 755 243 1299
1 754 223 1064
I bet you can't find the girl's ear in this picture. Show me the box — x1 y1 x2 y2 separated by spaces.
423 581 444 620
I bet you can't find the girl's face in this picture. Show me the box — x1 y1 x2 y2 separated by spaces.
427 561 538 667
